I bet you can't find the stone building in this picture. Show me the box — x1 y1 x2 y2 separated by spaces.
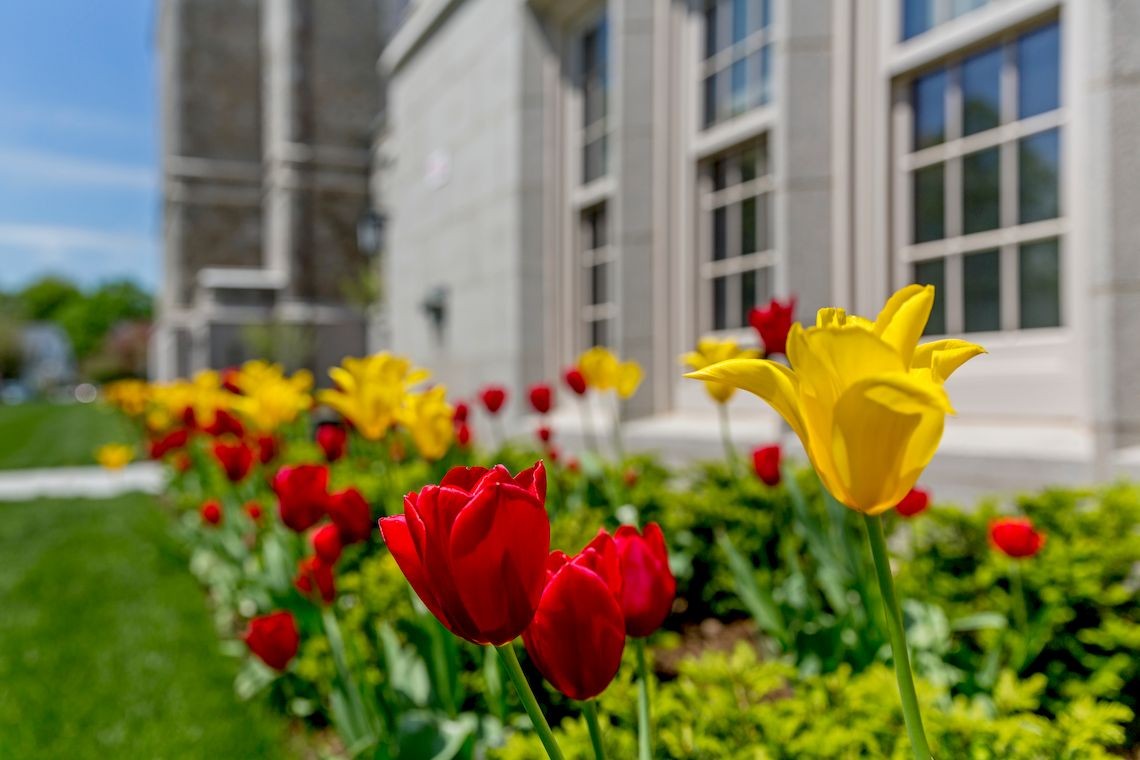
152 0 393 380
376 0 1140 496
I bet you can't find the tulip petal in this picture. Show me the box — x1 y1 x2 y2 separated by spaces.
379 515 454 631
829 373 948 514
512 460 547 504
911 339 987 383
440 466 491 492
684 358 808 444
449 483 550 645
874 284 935 365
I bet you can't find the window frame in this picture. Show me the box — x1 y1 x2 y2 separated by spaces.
699 0 775 130
893 18 1065 336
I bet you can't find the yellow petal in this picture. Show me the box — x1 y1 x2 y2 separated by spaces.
874 284 934 365
616 361 643 398
829 372 949 514
790 324 906 410
685 358 807 444
911 339 987 384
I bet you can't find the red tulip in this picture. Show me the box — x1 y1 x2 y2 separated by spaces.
294 555 336 604
613 524 675 637
316 423 347 463
243 611 299 670
990 517 1046 559
537 425 552 444
752 444 782 486
523 533 626 701
180 406 198 429
748 297 795 357
326 487 373 544
453 402 470 424
201 500 222 526
221 367 243 395
256 434 279 464
564 367 587 396
213 439 254 483
205 409 245 439
312 523 343 564
528 383 553 415
479 386 508 415
379 462 550 645
273 464 329 532
149 428 189 459
896 487 930 518
244 501 264 523
456 421 472 448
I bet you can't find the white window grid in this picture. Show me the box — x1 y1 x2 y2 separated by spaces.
700 0 774 128
893 21 1064 335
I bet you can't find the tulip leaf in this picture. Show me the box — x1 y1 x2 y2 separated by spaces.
717 530 789 649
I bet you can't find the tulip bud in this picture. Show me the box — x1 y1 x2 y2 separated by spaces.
244 501 264 523
380 462 550 645
990 517 1045 558
273 464 329 532
456 421 472 448
896 487 930 518
748 297 795 357
212 439 254 483
205 409 245 439
528 383 553 415
453 401 470 423
752 444 781 486
201 500 222 526
613 524 675 637
256 434 279 464
312 523 343 564
316 422 347 463
221 367 243 395
523 534 626 701
326 487 373 544
243 611 299 671
479 385 508 415
294 555 336 604
564 367 588 396
537 425 552 443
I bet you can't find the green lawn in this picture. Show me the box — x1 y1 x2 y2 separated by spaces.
0 401 139 470
0 493 294 759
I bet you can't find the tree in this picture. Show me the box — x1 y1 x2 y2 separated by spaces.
17 277 82 322
55 280 153 360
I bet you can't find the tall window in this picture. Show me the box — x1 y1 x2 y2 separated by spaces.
580 16 609 184
901 22 1062 334
701 138 773 331
902 0 991 41
702 0 773 128
580 205 615 347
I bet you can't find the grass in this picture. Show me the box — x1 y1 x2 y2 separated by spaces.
0 493 294 759
0 401 139 470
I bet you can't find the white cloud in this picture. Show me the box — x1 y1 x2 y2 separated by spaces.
2 104 151 141
0 223 158 289
0 148 156 192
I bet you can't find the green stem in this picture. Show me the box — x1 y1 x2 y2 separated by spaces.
864 515 931 760
321 607 377 745
1010 561 1028 636
717 403 738 471
634 638 652 760
495 643 565 760
582 700 607 760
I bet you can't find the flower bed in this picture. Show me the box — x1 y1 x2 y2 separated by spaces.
100 288 1138 758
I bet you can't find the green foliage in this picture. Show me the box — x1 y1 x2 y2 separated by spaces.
16 276 82 321
491 644 1132 760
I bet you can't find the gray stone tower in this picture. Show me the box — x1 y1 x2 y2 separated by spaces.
152 0 389 380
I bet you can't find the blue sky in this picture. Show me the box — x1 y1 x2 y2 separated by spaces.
0 0 158 292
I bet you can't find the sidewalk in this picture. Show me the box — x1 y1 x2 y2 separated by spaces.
0 462 166 501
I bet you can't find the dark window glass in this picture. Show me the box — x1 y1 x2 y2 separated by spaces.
913 163 945 243
703 74 718 127
903 0 933 40
758 44 771 106
760 0 771 28
951 0 989 18
1019 128 1060 224
704 1 719 59
962 46 1002 135
713 158 728 190
739 146 758 182
963 147 1000 234
1018 23 1060 119
589 263 609 306
741 269 757 326
583 137 607 184
713 276 729 330
757 192 770 250
731 58 748 115
912 70 947 149
713 207 728 260
1019 238 1061 328
732 0 748 43
913 258 947 335
590 319 610 348
741 197 757 254
588 206 607 248
964 249 1001 332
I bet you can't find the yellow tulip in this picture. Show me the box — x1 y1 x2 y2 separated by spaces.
230 360 313 432
615 360 643 400
317 352 430 440
577 346 643 400
95 443 134 470
398 385 454 461
681 338 761 404
103 379 150 418
686 285 984 514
